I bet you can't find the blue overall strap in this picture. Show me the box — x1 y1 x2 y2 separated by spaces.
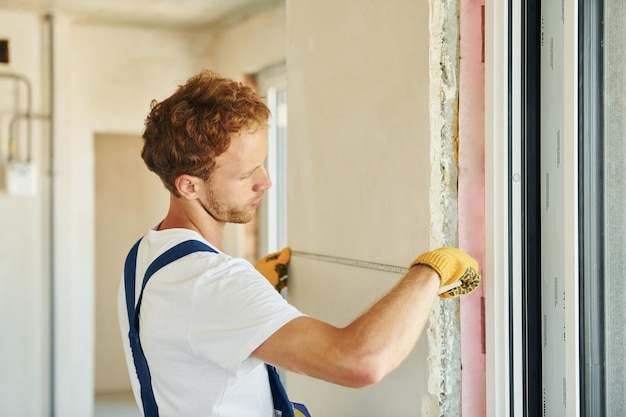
123 239 217 417
267 364 294 417
266 366 312 417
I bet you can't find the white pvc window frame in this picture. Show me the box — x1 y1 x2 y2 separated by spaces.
265 83 288 253
254 61 287 257
562 1 581 414
485 1 581 416
484 1 517 415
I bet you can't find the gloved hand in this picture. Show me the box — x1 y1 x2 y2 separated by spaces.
255 247 291 292
411 247 481 298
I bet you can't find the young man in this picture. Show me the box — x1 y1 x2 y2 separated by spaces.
118 70 480 417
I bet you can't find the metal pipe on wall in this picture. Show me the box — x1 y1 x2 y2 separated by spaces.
43 14 56 417
0 71 33 161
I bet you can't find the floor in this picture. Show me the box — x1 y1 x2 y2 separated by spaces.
94 391 140 417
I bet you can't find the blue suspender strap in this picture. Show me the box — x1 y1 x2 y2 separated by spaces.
123 239 142 335
267 364 312 417
123 239 217 417
123 238 158 417
266 364 294 417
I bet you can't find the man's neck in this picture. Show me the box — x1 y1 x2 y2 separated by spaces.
158 194 225 250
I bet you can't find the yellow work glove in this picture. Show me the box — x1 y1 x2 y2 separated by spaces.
411 247 481 299
255 247 291 292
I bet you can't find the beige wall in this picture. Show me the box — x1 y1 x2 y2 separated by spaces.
285 1 432 415
211 3 286 80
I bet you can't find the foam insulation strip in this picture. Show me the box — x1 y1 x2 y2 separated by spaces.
424 1 462 417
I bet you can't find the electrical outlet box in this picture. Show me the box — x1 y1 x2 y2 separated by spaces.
6 161 37 196
0 39 8 63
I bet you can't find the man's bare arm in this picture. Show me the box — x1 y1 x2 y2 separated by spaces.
252 264 440 388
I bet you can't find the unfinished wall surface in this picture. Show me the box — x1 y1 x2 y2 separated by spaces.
427 0 463 416
285 1 462 415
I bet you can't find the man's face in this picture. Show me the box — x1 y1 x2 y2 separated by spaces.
199 128 271 224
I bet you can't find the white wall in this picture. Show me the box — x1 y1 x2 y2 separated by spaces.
0 12 49 417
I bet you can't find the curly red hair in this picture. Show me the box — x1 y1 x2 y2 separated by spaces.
141 70 270 195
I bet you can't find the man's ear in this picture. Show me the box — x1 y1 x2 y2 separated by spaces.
174 174 201 199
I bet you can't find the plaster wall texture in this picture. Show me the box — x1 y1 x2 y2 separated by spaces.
426 0 462 415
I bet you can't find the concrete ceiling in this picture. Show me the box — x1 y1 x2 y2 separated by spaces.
0 0 283 29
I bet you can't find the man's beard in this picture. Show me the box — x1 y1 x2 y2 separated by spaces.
201 190 257 224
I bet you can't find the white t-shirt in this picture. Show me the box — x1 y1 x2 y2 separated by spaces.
118 228 304 417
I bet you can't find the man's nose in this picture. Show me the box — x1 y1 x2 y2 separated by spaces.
254 166 272 192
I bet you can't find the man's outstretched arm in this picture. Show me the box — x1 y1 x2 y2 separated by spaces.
253 247 480 387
